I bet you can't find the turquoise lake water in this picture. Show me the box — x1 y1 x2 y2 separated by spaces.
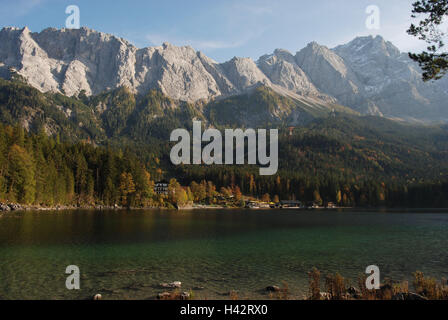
0 209 447 300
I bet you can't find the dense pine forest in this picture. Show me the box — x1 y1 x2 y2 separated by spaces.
0 78 447 209
0 124 156 207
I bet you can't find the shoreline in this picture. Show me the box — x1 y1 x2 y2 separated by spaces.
0 202 238 213
2 202 448 214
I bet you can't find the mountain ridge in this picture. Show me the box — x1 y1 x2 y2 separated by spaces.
0 26 447 122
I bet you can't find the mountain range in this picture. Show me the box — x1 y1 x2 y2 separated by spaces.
0 26 447 123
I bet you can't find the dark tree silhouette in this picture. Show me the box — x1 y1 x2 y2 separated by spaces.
407 0 448 81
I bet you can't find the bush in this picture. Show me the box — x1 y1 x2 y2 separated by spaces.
325 273 347 300
308 268 321 300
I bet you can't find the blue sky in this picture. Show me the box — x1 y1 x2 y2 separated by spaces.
0 0 430 62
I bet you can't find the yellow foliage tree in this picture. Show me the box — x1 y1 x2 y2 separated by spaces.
119 172 136 206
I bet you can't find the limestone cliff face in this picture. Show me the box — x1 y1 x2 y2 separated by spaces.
1 27 447 121
0 27 137 97
0 27 274 102
295 42 365 110
258 49 335 102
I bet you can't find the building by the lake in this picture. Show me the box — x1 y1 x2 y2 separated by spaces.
154 180 169 195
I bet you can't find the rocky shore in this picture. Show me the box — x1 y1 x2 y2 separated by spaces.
0 202 239 213
0 202 23 212
152 281 440 301
89 281 436 301
0 202 125 212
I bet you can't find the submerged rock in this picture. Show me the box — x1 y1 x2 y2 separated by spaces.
193 286 205 291
266 285 281 292
157 292 171 300
160 281 182 289
347 286 361 299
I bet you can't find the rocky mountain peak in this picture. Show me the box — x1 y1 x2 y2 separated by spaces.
297 41 351 76
332 35 448 120
295 41 362 108
0 27 447 121
272 49 295 63
21 26 31 34
306 41 323 51
221 56 271 91
334 35 401 60
258 48 328 99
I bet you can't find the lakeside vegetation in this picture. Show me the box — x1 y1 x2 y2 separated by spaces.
156 269 448 301
0 123 248 209
0 121 447 210
305 269 448 301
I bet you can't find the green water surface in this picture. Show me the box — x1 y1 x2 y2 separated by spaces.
0 209 447 300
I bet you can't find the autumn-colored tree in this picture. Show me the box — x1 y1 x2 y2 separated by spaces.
275 176 282 195
168 178 180 202
220 187 232 198
174 187 189 206
313 189 323 206
143 170 155 201
186 187 194 202
336 190 342 205
190 181 206 202
249 174 256 195
234 186 242 201
206 181 216 203
168 178 189 206
261 193 271 203
119 172 136 206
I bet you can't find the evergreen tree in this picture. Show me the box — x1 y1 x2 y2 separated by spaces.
7 144 36 204
408 0 448 80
